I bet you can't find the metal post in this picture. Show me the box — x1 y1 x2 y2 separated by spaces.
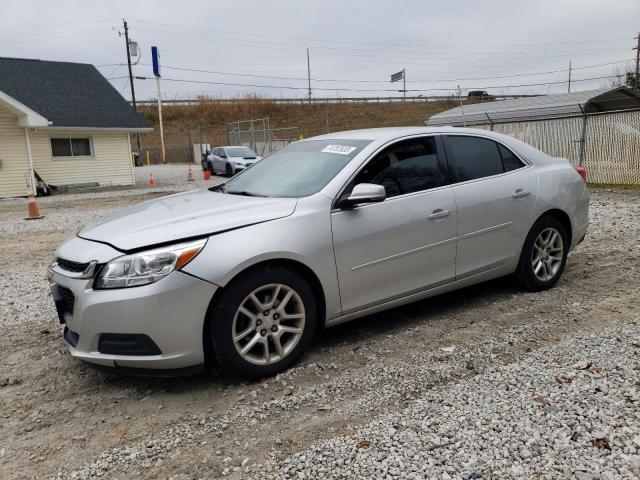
568 61 572 93
485 113 494 131
156 76 166 164
266 117 272 153
457 84 466 127
250 119 256 152
403 68 406 100
578 104 587 167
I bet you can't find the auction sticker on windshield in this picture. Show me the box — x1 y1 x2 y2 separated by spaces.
321 145 358 155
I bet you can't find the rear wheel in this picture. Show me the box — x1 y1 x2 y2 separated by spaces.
515 216 568 291
206 266 317 378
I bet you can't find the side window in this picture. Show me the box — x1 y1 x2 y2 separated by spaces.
445 135 509 181
498 144 525 172
353 137 445 198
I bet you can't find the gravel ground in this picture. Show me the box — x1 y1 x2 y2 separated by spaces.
0 176 638 479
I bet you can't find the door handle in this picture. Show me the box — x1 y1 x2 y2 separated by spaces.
428 209 451 220
512 189 530 199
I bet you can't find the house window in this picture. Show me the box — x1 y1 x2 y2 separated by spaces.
51 138 93 157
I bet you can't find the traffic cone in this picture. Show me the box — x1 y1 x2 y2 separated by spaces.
148 172 157 186
203 170 211 180
25 195 44 220
187 165 195 182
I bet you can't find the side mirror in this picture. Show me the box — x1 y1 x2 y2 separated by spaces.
220 154 228 159
338 183 386 209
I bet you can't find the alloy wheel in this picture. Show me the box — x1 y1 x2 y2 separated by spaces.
232 283 305 365
531 227 564 282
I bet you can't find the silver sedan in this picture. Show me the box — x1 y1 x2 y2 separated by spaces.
49 127 589 378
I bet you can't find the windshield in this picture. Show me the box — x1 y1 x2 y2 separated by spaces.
218 139 371 197
226 147 257 157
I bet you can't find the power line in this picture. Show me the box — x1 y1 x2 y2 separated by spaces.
133 59 633 85
132 19 628 50
129 74 618 93
132 25 629 62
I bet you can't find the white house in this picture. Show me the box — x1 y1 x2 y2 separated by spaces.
0 57 152 198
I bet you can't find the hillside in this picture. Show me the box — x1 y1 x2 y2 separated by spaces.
136 97 458 154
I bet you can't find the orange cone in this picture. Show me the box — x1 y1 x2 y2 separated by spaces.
25 195 44 220
187 165 195 182
148 172 157 186
203 170 211 180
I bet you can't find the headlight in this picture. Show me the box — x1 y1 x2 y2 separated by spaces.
94 239 206 289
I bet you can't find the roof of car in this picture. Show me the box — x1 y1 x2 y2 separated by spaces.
307 126 504 142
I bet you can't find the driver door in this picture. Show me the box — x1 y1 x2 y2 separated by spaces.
331 135 458 314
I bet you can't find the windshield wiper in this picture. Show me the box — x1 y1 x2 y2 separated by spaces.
225 190 267 197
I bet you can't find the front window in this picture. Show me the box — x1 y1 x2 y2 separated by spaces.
352 136 445 197
217 139 371 197
226 147 256 157
51 137 92 157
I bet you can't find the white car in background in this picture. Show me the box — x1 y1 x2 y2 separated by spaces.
204 146 262 176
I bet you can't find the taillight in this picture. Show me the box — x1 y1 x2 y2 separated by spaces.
574 166 587 182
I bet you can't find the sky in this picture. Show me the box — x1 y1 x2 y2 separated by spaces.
1 0 638 101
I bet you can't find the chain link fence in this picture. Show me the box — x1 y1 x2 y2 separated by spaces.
226 118 298 156
477 109 640 184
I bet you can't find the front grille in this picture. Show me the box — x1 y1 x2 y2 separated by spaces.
56 257 89 273
52 284 75 324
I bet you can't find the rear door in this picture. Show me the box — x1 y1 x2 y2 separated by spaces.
442 134 538 279
331 135 458 314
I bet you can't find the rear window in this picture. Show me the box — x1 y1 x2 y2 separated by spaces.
446 136 503 181
445 135 525 181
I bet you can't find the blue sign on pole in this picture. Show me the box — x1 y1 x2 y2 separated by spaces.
151 46 161 78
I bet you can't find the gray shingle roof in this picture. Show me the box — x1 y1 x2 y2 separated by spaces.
0 57 150 129
426 87 640 126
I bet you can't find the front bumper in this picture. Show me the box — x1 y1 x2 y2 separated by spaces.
50 269 218 370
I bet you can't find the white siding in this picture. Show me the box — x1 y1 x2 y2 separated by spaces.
31 130 134 187
0 103 30 198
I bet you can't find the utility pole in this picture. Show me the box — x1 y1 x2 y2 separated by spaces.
567 61 572 93
306 48 312 103
122 18 142 163
634 33 639 91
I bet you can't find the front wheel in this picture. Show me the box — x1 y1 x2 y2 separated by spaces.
206 266 317 378
225 163 234 177
515 216 568 291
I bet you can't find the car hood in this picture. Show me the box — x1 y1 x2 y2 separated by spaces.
79 189 297 251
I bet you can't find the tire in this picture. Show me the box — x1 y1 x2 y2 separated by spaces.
207 162 214 174
206 266 317 378
515 216 569 291
225 163 233 177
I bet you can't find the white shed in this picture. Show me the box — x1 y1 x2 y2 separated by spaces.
0 57 152 198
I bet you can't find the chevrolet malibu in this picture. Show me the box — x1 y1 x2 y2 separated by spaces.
49 127 589 378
